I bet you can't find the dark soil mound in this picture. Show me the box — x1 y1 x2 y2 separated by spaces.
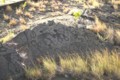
0 20 117 80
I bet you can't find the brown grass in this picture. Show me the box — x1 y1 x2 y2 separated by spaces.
19 17 26 24
28 7 36 12
24 11 33 18
8 18 17 26
19 25 29 31
24 50 120 79
83 0 101 8
27 1 40 8
0 31 15 43
111 0 120 10
5 5 12 12
3 14 10 21
86 16 107 33
16 8 23 16
114 29 120 44
59 54 88 75
42 57 57 78
25 67 41 79
90 50 120 77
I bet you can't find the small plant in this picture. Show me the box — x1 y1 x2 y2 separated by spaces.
42 57 57 78
21 2 27 10
39 8 45 12
114 29 120 44
68 8 82 20
25 67 41 79
16 8 23 16
19 25 29 31
24 11 33 18
111 0 120 10
8 18 17 26
90 50 120 77
19 17 26 24
3 14 10 21
59 54 88 75
94 16 107 32
0 31 15 43
5 5 12 12
27 1 40 8
28 7 36 12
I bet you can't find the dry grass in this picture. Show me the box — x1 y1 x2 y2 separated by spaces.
28 7 36 12
94 16 107 32
59 54 88 75
42 57 57 78
19 17 26 24
3 14 10 21
5 5 12 12
90 50 120 77
19 25 29 31
25 67 41 79
105 27 114 43
114 29 120 44
16 8 23 16
111 0 120 10
27 1 40 8
24 11 33 18
86 16 107 33
24 50 120 79
0 31 15 43
83 0 101 8
8 18 17 26
89 0 101 8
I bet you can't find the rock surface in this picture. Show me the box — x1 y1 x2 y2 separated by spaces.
0 43 24 80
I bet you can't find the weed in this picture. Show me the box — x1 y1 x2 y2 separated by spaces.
21 2 27 10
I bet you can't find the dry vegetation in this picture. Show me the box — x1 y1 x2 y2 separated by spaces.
24 50 120 80
8 18 17 26
42 58 57 78
25 66 42 79
59 54 88 75
3 14 10 21
91 50 120 77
